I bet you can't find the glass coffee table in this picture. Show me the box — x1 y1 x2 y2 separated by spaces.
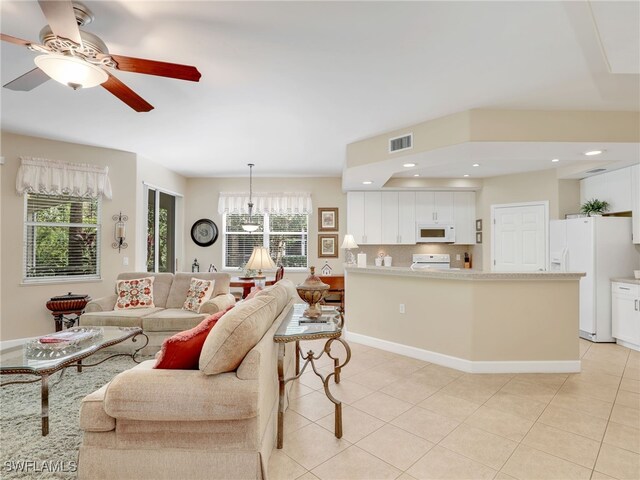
273 304 351 449
0 326 148 436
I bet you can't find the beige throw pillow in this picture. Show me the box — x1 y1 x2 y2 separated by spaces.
114 277 155 310
254 279 293 317
182 278 215 313
199 295 278 375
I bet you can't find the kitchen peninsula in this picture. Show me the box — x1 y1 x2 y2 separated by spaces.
344 266 585 373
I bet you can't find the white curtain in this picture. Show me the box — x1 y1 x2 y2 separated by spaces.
16 157 113 199
218 192 312 215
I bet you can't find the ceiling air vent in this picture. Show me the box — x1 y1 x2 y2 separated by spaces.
389 133 413 153
585 168 607 174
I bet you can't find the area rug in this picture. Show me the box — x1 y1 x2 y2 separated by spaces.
0 353 151 479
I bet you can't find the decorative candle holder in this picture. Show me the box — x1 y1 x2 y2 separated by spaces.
296 266 330 318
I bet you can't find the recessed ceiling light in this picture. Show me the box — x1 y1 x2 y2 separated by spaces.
403 163 416 168
362 181 373 185
551 158 560 163
413 174 420 177
463 174 470 177
584 150 603 156
472 163 480 167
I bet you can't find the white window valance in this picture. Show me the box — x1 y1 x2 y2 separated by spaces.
16 157 113 199
218 192 312 215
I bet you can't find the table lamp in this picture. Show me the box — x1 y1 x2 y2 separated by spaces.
245 246 276 288
340 234 359 266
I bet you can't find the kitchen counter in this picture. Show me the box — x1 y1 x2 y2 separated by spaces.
611 277 640 285
345 266 585 281
344 266 582 373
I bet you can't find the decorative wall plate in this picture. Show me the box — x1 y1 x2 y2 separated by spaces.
191 219 218 247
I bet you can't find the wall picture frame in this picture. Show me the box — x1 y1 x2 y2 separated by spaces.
475 219 482 231
318 208 339 232
318 234 339 258
476 232 483 244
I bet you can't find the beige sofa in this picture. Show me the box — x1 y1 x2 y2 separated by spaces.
80 272 236 354
78 280 297 480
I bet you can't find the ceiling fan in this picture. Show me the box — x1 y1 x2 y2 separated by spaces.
1 0 201 112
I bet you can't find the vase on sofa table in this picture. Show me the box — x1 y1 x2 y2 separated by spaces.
296 267 329 319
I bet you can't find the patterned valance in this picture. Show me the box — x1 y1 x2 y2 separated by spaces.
16 157 113 199
218 192 312 215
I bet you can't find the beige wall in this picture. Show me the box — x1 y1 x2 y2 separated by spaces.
184 177 345 285
346 270 579 364
477 168 580 271
0 132 138 341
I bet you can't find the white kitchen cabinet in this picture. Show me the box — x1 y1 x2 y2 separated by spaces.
453 191 476 245
632 164 640 244
381 192 399 244
398 191 416 244
346 191 381 244
416 192 454 223
580 166 632 213
612 282 640 351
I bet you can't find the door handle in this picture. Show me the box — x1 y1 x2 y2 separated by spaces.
636 299 638 311
620 287 631 291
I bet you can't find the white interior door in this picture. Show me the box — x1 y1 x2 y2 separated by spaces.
492 202 547 272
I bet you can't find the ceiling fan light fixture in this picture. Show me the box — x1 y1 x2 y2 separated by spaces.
34 53 108 90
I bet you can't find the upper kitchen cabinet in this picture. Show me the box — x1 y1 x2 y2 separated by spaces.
381 191 416 244
453 191 476 245
347 191 381 244
416 192 454 223
580 167 633 214
580 164 639 244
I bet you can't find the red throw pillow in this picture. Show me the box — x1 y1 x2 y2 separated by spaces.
154 305 234 369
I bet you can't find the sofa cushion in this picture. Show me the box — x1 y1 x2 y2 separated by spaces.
182 278 215 313
142 309 207 332
254 279 293 317
154 307 233 370
80 308 162 328
199 296 278 375
104 360 259 421
116 272 173 308
114 277 155 310
166 273 231 309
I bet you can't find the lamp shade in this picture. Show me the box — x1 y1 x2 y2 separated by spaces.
34 54 108 90
245 246 276 275
340 234 359 249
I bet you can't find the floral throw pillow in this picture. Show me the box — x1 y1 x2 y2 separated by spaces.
115 277 155 310
183 278 215 313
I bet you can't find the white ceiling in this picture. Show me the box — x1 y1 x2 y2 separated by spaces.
1 1 638 178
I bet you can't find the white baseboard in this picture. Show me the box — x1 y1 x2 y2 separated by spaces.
616 338 640 352
345 331 581 374
0 336 37 351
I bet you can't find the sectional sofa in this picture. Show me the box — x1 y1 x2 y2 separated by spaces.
79 271 236 354
78 280 298 479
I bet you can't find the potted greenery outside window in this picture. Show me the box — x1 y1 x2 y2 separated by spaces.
580 199 610 217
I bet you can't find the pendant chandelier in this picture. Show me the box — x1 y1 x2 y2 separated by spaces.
242 163 260 232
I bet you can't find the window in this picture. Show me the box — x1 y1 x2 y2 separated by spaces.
146 188 177 273
223 213 308 269
24 194 100 282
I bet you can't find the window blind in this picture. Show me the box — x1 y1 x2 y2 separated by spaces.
24 194 101 281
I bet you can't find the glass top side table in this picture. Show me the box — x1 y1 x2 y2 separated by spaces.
273 304 351 448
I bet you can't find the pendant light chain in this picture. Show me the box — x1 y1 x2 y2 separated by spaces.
242 163 260 232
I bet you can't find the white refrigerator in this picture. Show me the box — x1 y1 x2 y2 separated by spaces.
550 217 635 342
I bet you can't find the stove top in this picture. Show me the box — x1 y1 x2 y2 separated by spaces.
410 254 451 270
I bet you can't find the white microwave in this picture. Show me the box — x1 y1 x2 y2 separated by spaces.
416 223 456 243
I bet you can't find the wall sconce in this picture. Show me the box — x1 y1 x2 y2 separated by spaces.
112 212 128 252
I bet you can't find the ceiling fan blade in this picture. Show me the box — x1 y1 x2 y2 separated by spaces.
101 72 154 112
110 54 201 82
38 0 82 45
1 33 33 46
3 68 50 91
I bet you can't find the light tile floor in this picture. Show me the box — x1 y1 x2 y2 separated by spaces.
269 338 640 480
